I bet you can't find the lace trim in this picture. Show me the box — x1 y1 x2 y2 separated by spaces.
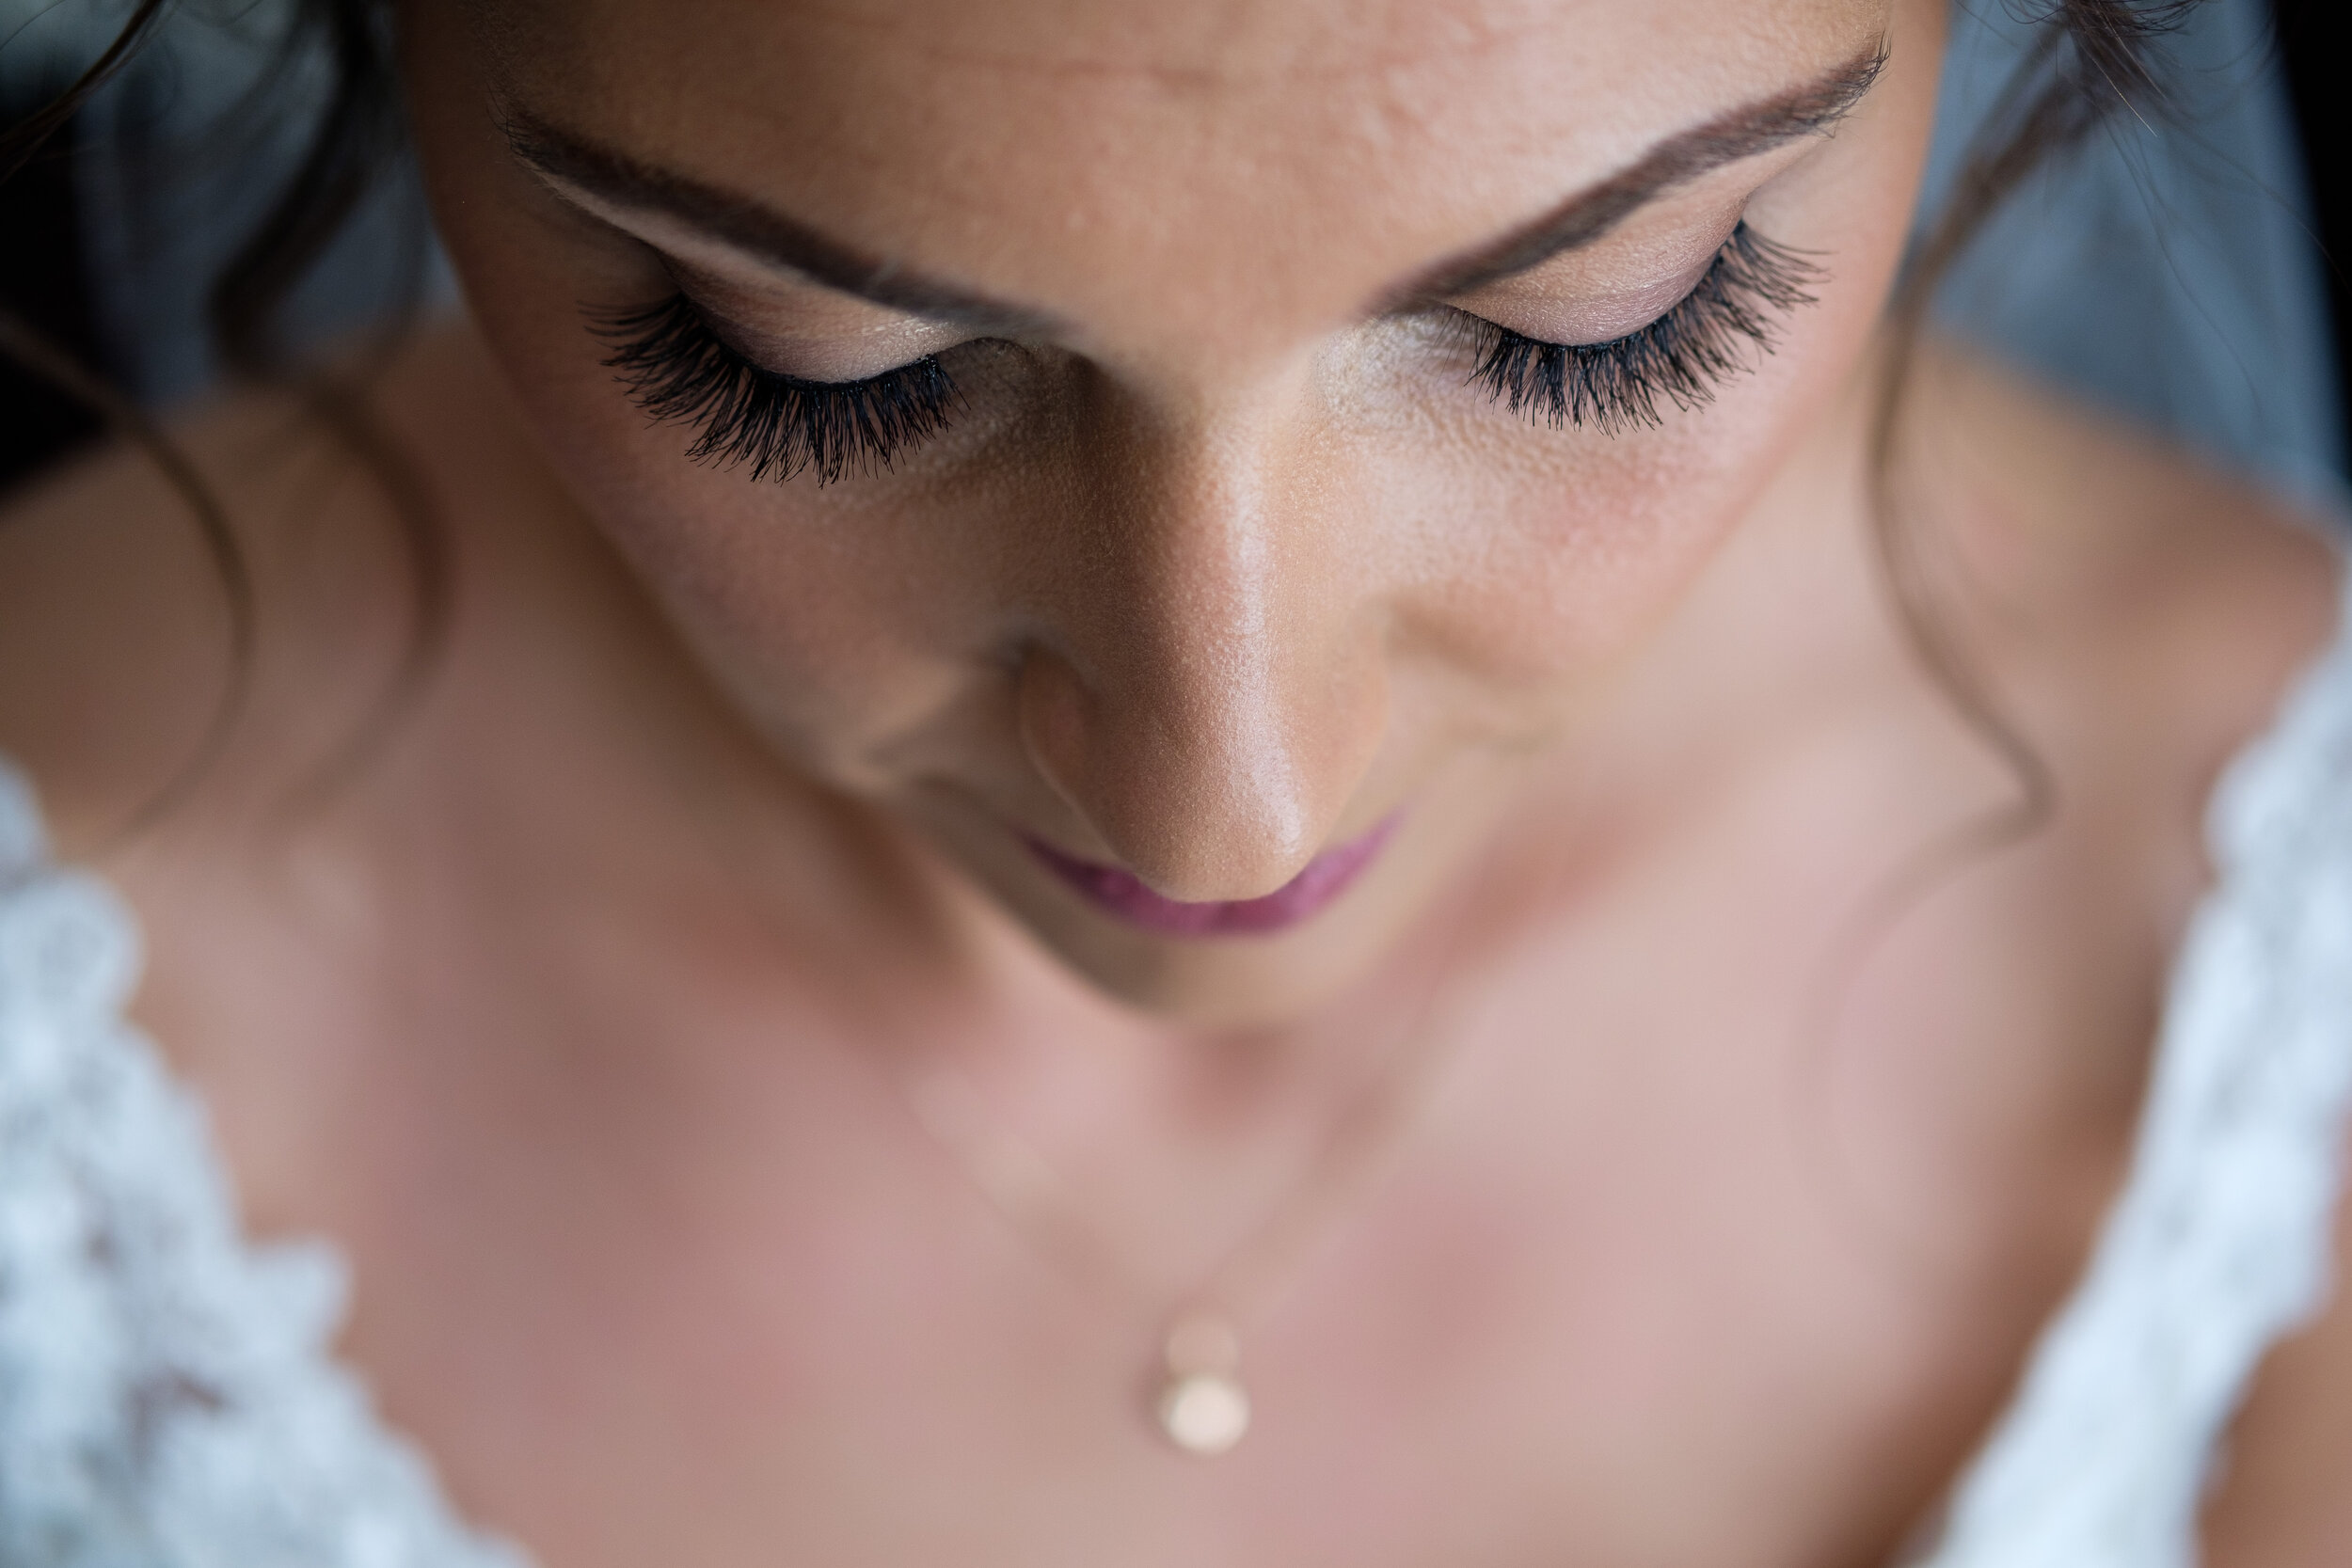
0 767 529 1568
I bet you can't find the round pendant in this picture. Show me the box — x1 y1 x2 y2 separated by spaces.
1157 1370 1251 1455
1156 1312 1250 1455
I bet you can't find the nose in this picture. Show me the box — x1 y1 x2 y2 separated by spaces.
1014 397 1390 904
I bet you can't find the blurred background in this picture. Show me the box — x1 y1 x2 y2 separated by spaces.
1 0 2345 504
2276 0 2346 475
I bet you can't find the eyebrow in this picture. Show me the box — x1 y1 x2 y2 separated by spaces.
1400 42 1889 300
504 113 1067 336
501 40 1887 330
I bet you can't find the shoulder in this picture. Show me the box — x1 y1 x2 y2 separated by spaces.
1928 349 2352 1559
1899 347 2352 1559
1920 338 2344 725
0 323 505 849
1914 341 2344 914
0 396 272 841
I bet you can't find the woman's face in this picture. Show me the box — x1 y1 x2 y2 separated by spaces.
404 0 1940 1022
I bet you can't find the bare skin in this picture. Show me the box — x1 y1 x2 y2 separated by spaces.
0 0 2344 1562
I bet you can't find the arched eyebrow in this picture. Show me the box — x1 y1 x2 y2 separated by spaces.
502 110 1071 337
1397 41 1889 302
499 40 1887 331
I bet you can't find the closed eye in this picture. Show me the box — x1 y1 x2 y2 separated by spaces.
1457 223 1822 433
593 293 966 485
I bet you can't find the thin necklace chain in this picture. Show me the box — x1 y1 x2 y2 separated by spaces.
685 782 1481 1457
890 923 1471 1456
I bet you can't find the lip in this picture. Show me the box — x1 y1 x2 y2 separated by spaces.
1023 816 1401 938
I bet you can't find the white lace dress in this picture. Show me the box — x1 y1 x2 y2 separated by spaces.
4 578 2350 1568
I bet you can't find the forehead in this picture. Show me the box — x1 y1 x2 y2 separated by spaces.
476 0 1887 344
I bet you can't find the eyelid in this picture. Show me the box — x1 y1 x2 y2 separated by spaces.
1463 222 1823 434
1449 245 1725 348
667 273 976 383
594 293 962 484
1420 127 1804 326
1441 191 1745 347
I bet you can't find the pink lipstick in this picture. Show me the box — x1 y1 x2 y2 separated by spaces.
1025 816 1399 937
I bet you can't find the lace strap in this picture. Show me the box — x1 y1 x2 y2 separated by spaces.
0 762 532 1568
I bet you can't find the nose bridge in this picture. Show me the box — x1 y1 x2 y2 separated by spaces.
1017 386 1383 901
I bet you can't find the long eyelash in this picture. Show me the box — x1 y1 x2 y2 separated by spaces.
594 294 961 486
1467 223 1822 435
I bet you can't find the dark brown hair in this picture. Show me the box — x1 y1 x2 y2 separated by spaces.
1855 0 2205 942
0 0 2212 822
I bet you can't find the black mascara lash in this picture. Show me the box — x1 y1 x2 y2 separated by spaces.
596 295 962 486
1466 224 1822 433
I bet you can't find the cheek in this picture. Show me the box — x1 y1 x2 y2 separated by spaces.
411 131 992 776
1416 176 1919 690
1418 27 1936 693
446 295 975 799
1382 428 1752 705
1381 300 1888 698
515 384 999 782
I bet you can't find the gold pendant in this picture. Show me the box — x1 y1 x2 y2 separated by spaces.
1155 1314 1250 1455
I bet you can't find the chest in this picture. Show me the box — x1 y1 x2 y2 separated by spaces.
119 777 2169 1568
